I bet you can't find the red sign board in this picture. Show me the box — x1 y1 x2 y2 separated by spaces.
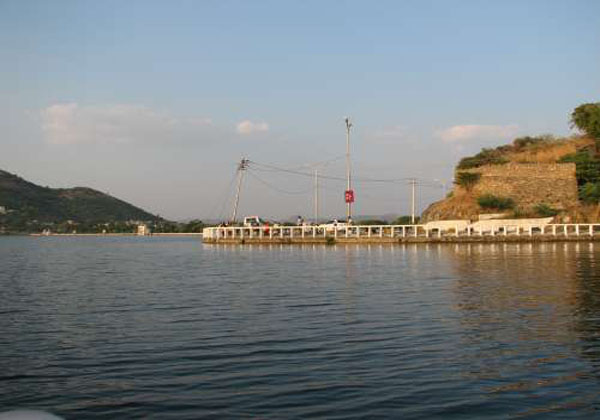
345 189 355 203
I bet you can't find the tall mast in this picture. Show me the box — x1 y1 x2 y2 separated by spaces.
410 178 416 224
314 168 319 224
345 117 353 222
231 157 248 223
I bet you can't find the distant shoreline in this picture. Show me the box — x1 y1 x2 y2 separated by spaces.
26 233 203 237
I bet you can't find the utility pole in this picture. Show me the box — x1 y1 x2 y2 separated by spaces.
231 157 249 224
314 169 319 224
410 178 416 224
345 117 353 222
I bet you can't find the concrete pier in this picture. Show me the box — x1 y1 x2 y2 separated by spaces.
203 223 600 244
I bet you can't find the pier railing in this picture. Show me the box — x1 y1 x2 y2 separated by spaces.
203 223 600 242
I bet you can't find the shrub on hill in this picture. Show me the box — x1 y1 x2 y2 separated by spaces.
512 134 556 150
534 203 559 217
559 150 600 203
559 150 600 184
456 135 565 170
455 172 481 190
477 194 515 210
580 183 600 204
457 148 508 169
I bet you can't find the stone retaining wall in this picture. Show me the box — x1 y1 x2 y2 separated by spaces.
460 163 577 210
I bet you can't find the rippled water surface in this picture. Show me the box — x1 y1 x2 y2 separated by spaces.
2 237 600 418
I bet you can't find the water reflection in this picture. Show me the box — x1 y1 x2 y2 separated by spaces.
447 242 600 414
5 238 600 418
571 245 600 376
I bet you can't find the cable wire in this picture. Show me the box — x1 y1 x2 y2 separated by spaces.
247 170 313 195
250 160 445 187
208 165 240 221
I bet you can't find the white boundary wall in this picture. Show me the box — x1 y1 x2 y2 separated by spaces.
203 220 600 241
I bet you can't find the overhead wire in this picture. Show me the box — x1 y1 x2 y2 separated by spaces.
289 154 347 170
246 169 313 195
208 164 241 221
213 148 448 223
218 159 447 219
249 160 348 181
249 159 445 187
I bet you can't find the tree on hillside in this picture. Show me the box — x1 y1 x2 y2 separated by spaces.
571 103 600 151
181 219 205 233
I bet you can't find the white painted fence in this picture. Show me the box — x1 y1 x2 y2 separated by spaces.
203 223 600 241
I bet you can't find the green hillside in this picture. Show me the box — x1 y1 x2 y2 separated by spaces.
0 169 159 232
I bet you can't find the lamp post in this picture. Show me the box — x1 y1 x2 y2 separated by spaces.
345 117 353 222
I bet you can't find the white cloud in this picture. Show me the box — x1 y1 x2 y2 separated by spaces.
435 124 518 143
236 120 269 135
40 103 213 145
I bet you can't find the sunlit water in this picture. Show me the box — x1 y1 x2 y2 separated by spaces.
1 237 600 418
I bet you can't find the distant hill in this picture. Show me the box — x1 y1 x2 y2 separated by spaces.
0 169 157 224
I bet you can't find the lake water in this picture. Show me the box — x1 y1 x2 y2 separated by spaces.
1 237 600 418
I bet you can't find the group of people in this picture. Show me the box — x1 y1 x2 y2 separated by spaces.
218 216 354 228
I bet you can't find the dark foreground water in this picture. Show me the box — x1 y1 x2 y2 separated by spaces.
2 237 600 418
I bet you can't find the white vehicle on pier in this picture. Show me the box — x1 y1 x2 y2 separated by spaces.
243 216 267 227
320 220 350 234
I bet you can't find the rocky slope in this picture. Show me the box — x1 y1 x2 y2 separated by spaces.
422 135 598 222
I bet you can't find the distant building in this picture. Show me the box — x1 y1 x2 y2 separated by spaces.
137 224 151 236
0 206 6 215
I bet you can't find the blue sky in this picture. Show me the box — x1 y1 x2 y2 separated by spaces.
1 0 599 220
